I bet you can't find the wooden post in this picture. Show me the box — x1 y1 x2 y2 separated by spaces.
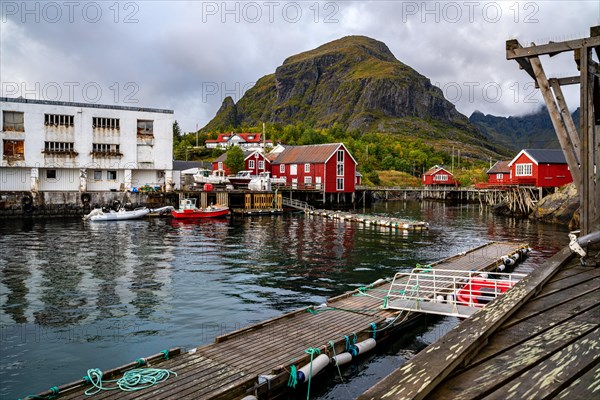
529 56 581 192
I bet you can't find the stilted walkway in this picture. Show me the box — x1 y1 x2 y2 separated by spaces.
359 247 599 400
34 242 526 400
307 209 429 230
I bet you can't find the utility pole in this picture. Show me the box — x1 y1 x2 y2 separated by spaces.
451 145 454 174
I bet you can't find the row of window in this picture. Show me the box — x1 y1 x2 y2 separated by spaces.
2 139 123 158
2 111 154 135
433 174 449 181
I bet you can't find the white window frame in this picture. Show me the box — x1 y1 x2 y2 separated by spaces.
258 160 265 170
248 160 255 169
107 170 117 180
434 174 449 181
304 176 312 186
337 163 344 176
496 173 503 180
94 170 102 180
336 177 344 191
290 164 297 175
280 164 285 173
304 163 310 173
218 162 223 170
515 163 532 176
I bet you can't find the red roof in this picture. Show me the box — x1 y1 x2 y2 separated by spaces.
205 133 273 144
273 143 357 165
487 161 511 174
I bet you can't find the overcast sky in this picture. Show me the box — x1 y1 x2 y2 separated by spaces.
1 1 598 132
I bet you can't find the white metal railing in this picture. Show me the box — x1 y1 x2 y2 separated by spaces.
281 197 314 211
384 268 526 318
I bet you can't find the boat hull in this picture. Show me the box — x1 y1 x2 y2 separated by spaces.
88 208 149 221
171 208 229 219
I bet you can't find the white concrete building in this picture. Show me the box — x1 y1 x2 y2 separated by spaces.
0 97 174 193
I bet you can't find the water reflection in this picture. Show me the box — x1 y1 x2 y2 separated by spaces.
0 201 570 399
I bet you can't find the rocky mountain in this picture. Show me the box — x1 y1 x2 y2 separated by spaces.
470 107 580 153
202 36 501 157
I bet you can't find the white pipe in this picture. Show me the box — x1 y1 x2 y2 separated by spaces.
297 354 329 383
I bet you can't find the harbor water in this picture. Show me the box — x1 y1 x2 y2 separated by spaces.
0 201 570 399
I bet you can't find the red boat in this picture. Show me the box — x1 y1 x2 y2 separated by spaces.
456 277 516 307
171 198 229 219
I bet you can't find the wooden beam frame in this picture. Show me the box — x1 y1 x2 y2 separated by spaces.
506 36 600 59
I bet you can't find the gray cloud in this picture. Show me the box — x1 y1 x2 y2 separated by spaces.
1 0 598 132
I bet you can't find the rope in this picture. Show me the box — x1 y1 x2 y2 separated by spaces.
328 341 344 383
83 367 177 395
161 350 169 360
21 386 60 399
370 322 377 340
287 365 298 388
304 348 320 400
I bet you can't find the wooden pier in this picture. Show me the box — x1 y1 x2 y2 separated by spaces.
307 209 429 231
32 242 526 400
359 247 599 400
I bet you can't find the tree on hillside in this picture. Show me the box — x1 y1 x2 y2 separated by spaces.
226 146 245 174
173 121 182 143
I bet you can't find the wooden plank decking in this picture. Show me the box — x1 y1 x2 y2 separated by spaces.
36 242 526 400
359 247 599 400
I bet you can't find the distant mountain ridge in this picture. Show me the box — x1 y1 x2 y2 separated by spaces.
469 107 580 152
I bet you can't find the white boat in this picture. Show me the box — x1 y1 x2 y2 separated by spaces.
248 172 286 191
193 169 230 185
84 207 150 221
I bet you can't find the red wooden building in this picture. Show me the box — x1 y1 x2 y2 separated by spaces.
507 149 572 187
212 151 273 175
271 143 357 193
486 161 511 186
422 165 457 186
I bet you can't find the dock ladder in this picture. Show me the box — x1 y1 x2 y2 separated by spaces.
384 267 526 318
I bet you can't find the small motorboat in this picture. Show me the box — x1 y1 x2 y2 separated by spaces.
171 198 229 219
456 277 517 307
84 207 149 222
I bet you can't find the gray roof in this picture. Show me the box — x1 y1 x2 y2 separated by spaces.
524 149 567 164
173 160 212 171
1 96 173 114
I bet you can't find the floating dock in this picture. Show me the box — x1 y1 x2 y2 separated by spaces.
359 247 599 400
307 209 429 230
32 242 526 400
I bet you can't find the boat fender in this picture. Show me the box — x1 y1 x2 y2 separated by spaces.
502 255 515 266
496 264 506 272
371 278 386 286
21 195 32 206
240 396 258 400
112 200 121 211
512 252 520 261
446 293 455 304
331 352 352 366
81 193 91 204
350 338 376 356
297 354 329 383
479 272 489 279
435 295 445 303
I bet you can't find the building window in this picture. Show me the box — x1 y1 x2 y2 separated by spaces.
107 170 117 180
304 176 312 186
2 139 24 160
45 114 74 127
434 174 449 181
94 170 102 180
44 141 75 153
218 162 223 170
280 164 285 173
290 164 297 175
336 178 344 191
304 163 310 173
248 160 255 169
336 150 344 176
337 150 344 163
496 173 503 180
337 163 344 176
2 111 24 132
92 117 120 130
258 160 264 170
46 169 57 179
137 120 153 136
516 163 532 176
92 143 121 154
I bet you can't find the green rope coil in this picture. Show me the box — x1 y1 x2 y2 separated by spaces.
83 367 177 396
